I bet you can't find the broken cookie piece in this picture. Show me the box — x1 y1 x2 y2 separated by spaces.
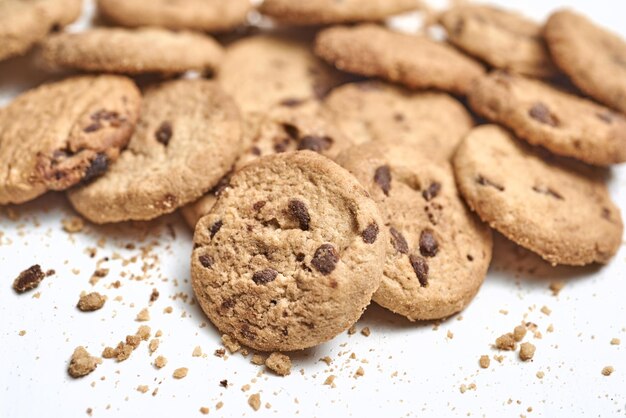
265 352 292 376
13 265 45 293
77 292 106 312
68 346 102 378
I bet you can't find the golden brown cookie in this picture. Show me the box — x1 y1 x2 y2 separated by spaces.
96 0 251 32
40 27 223 75
0 75 141 205
191 151 386 351
314 24 485 95
67 79 242 223
337 142 492 320
468 71 626 166
324 81 473 161
453 125 623 266
440 4 558 78
545 9 626 114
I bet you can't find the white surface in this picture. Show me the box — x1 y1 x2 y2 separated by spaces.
1 1 625 417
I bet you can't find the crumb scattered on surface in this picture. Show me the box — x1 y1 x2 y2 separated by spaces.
216 401 223 410
549 281 565 296
536 371 545 379
348 325 357 335
136 308 150 322
149 339 159 354
610 338 620 346
459 383 476 394
77 292 106 312
248 393 261 411
320 356 332 365
602 366 614 376
361 327 371 337
265 352 291 376
540 306 551 316
136 385 149 394
221 334 241 353
519 342 536 361
68 346 101 378
173 367 188 379
251 354 266 365
149 288 160 303
18 330 26 336
495 333 517 351
199 407 209 415
13 265 45 293
62 216 85 233
513 325 527 342
479 355 490 369
447 330 454 339
154 356 167 369
354 366 364 377
324 375 336 386
192 346 203 357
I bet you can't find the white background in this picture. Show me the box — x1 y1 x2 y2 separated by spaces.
1 1 625 417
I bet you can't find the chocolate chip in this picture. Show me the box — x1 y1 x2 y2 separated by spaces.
253 201 266 211
273 138 291 153
282 123 300 139
209 170 233 197
389 227 409 254
532 185 564 200
83 122 102 133
422 182 441 201
251 146 262 156
529 102 559 127
221 299 235 310
199 255 213 268
280 98 305 107
419 230 439 257
596 111 615 124
362 222 379 244
295 253 305 262
409 255 429 287
240 324 257 340
219 380 228 387
252 268 278 285
288 199 310 231
12 265 45 293
476 175 504 191
155 121 173 145
297 135 332 153
374 165 392 196
210 220 223 238
311 244 339 275
82 153 109 183
467 254 474 261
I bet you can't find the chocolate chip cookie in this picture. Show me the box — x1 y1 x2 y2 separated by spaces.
453 125 623 266
218 35 342 115
191 151 386 351
324 81 473 161
440 4 558 78
96 0 251 32
468 71 626 166
0 75 141 205
337 142 492 320
315 24 485 95
0 0 82 61
545 9 626 114
40 28 223 75
259 0 420 25
67 79 242 223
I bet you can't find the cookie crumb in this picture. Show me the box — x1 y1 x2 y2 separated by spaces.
221 334 241 353
361 327 371 337
149 288 160 303
251 354 266 365
536 371 545 379
149 339 159 354
163 306 173 314
216 401 223 410
601 366 614 376
241 384 251 392
320 356 332 365
192 346 203 357
495 333 517 351
348 324 357 335
248 393 261 411
610 338 620 345
13 265 45 293
18 330 26 337
199 407 209 415
324 375 336 386
479 355 490 368
214 348 226 358
136 308 150 322
354 366 365 377
519 342 536 361
513 325 527 342
265 352 292 376
494 355 504 363
77 292 106 312
540 306 551 316
62 216 85 233
68 346 102 378
447 330 454 339
154 356 167 369
136 385 149 394
173 367 188 379
549 281 565 296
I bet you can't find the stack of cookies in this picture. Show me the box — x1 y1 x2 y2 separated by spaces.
1 0 624 353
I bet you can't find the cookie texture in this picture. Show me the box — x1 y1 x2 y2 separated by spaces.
0 75 141 205
259 0 420 25
96 0 251 32
181 100 352 227
468 71 626 166
545 9 626 114
337 142 492 320
324 81 473 161
40 28 223 75
191 151 386 351
453 125 623 266
219 35 342 115
68 79 242 223
0 0 82 61
440 4 558 78
315 24 485 95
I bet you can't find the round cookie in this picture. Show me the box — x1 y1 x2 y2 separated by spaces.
0 0 82 61
439 4 558 78
96 0 251 32
453 125 623 266
0 75 141 205
468 71 626 166
67 79 242 223
191 151 386 351
40 28 223 75
218 35 342 115
259 0 420 25
181 99 353 228
336 142 492 321
324 81 473 161
545 9 626 115
314 24 485 96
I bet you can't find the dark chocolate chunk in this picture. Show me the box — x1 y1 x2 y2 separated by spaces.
219 380 228 388
288 199 310 231
155 121 173 145
409 255 429 287
273 138 291 153
419 230 439 257
422 182 441 201
532 185 564 200
199 254 213 268
476 175 504 191
252 268 278 285
82 153 109 183
528 102 559 127
297 135 332 153
311 244 339 275
253 201 266 211
361 222 379 244
83 122 102 133
221 299 235 310
295 252 305 262
210 220 223 238
282 123 300 139
390 227 409 254
374 165 392 196
280 98 305 107
240 324 257 340
12 265 45 293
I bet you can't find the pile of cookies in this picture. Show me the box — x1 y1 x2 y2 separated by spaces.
1 0 624 354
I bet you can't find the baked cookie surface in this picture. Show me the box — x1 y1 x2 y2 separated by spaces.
259 0 420 25
0 75 141 205
337 142 492 321
315 24 485 95
324 81 473 161
468 71 626 166
96 0 251 32
440 4 557 78
41 28 223 75
191 151 385 351
453 125 623 266
68 79 242 223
